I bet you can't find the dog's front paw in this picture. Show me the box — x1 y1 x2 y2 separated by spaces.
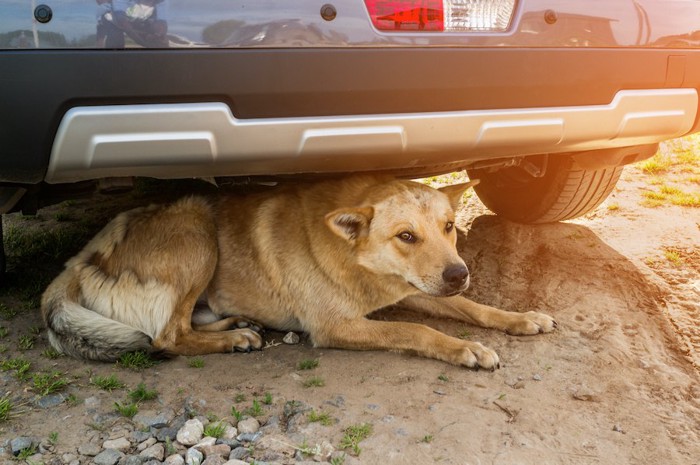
456 341 500 371
231 328 264 353
506 311 557 335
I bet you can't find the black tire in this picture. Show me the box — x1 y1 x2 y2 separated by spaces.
467 155 623 224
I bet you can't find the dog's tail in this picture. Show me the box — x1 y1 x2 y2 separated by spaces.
42 274 153 362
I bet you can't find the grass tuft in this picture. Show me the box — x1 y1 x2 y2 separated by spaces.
340 423 373 456
117 350 158 370
91 374 125 391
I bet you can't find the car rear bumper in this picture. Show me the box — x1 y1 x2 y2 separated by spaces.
3 47 700 183
46 88 697 183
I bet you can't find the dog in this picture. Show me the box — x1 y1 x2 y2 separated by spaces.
41 175 556 369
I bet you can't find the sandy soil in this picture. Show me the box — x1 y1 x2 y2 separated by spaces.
0 145 698 465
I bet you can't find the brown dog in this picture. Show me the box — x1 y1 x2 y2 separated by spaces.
41 175 556 368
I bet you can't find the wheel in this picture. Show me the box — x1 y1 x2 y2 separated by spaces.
467 154 623 224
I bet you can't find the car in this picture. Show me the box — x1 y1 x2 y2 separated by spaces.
1 0 700 234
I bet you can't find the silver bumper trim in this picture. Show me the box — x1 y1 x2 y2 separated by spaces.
46 88 698 183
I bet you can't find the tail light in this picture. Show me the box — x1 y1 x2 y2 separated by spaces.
363 0 516 32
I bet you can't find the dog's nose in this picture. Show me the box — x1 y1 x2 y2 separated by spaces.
442 264 469 287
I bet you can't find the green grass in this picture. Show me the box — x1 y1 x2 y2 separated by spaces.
0 303 18 320
188 357 205 368
303 376 325 388
0 326 8 338
117 350 159 370
330 455 346 465
308 410 333 426
245 399 263 417
0 357 32 381
0 393 13 422
262 392 273 405
128 383 158 403
639 152 673 174
15 444 37 460
114 401 139 418
33 371 70 396
297 358 319 370
437 374 449 382
231 406 244 422
340 423 373 456
41 347 62 359
422 434 434 443
664 249 683 266
17 335 35 351
203 421 227 438
234 393 247 403
48 432 59 445
90 374 126 391
641 185 700 208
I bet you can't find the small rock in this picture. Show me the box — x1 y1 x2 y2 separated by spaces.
93 449 124 465
222 424 238 440
138 437 158 451
313 440 334 461
134 409 176 429
77 443 102 457
36 393 66 409
229 446 250 460
433 390 446 396
123 456 144 465
215 438 242 449
132 430 153 443
532 374 543 381
199 444 231 458
224 460 249 465
236 432 262 443
613 424 626 434
572 386 600 402
140 443 165 461
62 453 79 463
177 419 205 446
164 454 186 465
10 437 34 456
283 332 300 344
155 426 179 442
194 436 217 449
237 417 260 434
186 447 204 465
201 455 227 465
103 437 131 451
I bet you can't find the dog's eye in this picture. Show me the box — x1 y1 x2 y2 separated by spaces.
445 221 454 233
397 231 416 243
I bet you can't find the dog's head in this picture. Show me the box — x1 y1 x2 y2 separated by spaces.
326 178 479 297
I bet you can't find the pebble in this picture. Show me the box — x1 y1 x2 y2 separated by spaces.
93 449 124 465
202 455 228 465
533 374 543 381
225 460 249 465
237 417 260 434
10 437 34 456
77 443 102 457
103 437 131 451
283 332 300 344
613 424 626 434
138 437 158 451
177 418 205 446
140 443 165 461
237 432 262 443
186 447 204 465
134 409 176 429
35 393 66 409
229 446 250 460
164 454 186 465
200 444 231 458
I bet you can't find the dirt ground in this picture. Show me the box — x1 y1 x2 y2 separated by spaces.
0 140 698 465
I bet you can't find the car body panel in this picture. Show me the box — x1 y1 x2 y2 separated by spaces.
2 0 700 49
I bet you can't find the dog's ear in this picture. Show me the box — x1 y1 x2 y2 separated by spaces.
325 206 374 242
439 179 480 211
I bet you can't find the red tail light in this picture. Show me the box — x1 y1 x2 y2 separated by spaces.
364 0 444 31
364 0 517 33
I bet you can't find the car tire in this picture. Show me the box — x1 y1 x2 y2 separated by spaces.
467 155 623 224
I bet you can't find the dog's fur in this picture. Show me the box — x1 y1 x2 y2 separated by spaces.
41 175 556 368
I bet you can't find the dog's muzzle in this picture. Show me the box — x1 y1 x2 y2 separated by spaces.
442 263 470 294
